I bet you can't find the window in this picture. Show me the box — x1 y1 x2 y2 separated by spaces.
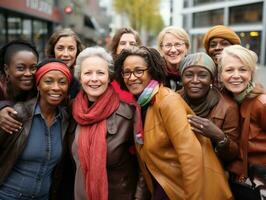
183 14 189 30
33 20 48 59
238 31 261 61
22 19 32 41
183 0 189 8
193 9 223 28
193 0 223 6
7 16 22 41
0 14 5 47
229 3 262 25
192 34 205 53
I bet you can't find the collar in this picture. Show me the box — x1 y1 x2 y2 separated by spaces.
234 82 255 103
34 103 62 120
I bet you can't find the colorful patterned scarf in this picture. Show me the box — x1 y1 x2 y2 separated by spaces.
137 80 159 107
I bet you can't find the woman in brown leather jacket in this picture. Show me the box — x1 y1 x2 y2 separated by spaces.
179 52 240 166
70 46 149 200
0 59 72 200
219 45 266 200
0 40 39 133
115 46 233 200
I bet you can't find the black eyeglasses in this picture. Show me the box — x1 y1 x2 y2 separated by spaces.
121 68 148 79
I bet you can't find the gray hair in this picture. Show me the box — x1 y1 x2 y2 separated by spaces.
74 46 114 79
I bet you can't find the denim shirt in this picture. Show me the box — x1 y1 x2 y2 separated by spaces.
0 104 62 200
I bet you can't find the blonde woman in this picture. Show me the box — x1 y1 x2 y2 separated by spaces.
219 45 266 200
157 26 190 90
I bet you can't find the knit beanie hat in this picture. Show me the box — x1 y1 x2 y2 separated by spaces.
203 25 241 51
179 52 216 77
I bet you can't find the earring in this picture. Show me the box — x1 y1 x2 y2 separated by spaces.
210 84 213 89
5 74 9 82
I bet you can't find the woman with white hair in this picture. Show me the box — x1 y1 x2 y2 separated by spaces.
219 45 266 200
69 47 149 200
157 26 190 90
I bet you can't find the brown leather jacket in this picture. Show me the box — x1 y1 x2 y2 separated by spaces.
59 101 149 200
0 97 70 197
137 86 233 200
209 93 240 164
230 93 266 178
137 86 204 200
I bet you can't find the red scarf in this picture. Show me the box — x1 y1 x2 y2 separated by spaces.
72 86 120 200
111 81 143 144
162 57 180 77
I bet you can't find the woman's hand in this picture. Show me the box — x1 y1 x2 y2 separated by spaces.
187 114 224 142
0 107 22 134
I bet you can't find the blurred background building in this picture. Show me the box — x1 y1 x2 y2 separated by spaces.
0 0 111 58
1 0 265 65
168 0 265 65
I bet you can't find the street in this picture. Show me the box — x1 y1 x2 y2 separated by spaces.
255 66 266 88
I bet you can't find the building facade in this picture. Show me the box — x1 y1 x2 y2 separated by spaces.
173 0 265 65
0 0 110 58
0 0 61 58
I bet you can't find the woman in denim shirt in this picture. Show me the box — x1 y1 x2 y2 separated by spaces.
0 59 72 200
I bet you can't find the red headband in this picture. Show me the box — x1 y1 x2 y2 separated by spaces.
35 62 72 85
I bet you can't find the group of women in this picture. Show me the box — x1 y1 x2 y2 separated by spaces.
0 24 265 200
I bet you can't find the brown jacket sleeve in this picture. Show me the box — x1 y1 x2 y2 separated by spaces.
210 94 240 163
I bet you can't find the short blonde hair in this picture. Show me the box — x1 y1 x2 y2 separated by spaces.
157 26 190 54
219 45 257 80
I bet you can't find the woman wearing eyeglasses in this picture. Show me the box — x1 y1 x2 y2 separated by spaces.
115 46 204 200
110 27 142 102
157 26 190 91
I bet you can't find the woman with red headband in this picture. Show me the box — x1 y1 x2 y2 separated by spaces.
0 59 72 200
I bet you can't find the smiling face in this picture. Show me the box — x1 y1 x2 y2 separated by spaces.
220 55 252 95
79 56 109 101
208 38 231 65
122 55 151 96
160 33 188 70
38 70 69 107
4 50 37 92
54 36 77 68
182 66 212 100
116 33 137 56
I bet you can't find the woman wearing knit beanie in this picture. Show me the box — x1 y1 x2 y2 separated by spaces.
203 25 241 66
179 52 240 168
